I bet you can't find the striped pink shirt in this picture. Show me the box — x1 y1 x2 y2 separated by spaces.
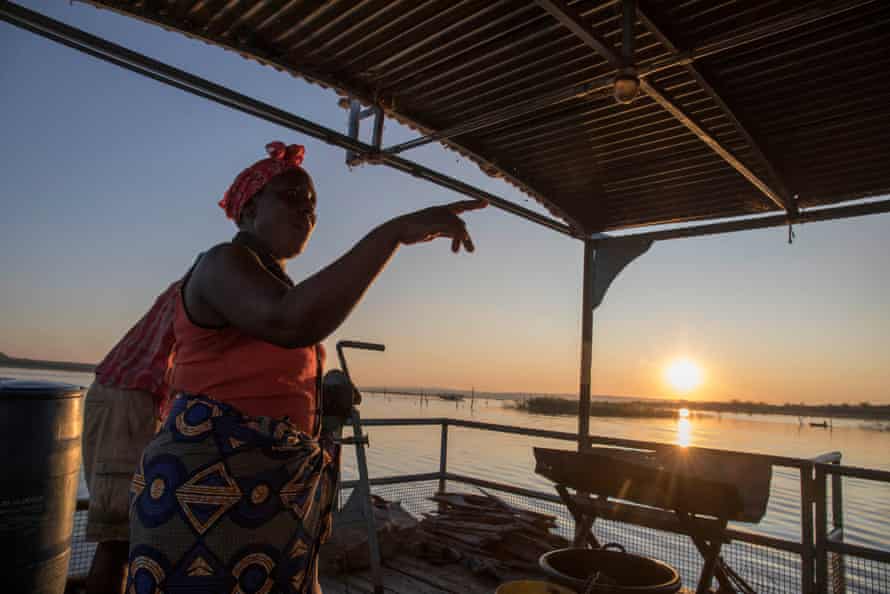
94 281 181 405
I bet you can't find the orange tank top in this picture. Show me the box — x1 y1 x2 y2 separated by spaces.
167 242 324 434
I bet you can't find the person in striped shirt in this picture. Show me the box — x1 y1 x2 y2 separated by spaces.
81 279 181 594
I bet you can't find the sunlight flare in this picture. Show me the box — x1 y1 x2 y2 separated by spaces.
677 418 693 447
665 358 704 393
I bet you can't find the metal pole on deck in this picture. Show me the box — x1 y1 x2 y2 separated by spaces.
438 421 448 495
349 408 384 594
578 239 595 452
830 461 846 594
801 465 816 593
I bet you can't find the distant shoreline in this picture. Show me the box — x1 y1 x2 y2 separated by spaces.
3 358 887 421
667 399 890 422
0 353 95 374
513 396 890 421
366 390 890 421
514 397 676 418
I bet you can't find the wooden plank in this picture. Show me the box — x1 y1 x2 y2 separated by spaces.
387 554 499 594
353 567 455 593
322 555 501 594
431 493 557 523
320 572 373 593
323 564 450 593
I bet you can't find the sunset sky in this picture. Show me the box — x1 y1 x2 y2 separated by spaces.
2 2 889 404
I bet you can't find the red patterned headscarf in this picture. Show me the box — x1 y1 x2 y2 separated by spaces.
219 141 306 221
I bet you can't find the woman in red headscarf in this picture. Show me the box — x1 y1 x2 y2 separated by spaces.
126 142 485 594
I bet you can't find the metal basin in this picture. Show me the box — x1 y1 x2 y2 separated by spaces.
539 548 681 593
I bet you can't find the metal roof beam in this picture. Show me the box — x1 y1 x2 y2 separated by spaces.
382 75 613 155
384 1 876 158
0 1 575 238
591 199 890 245
638 79 790 213
534 0 793 215
535 0 623 69
636 1 798 216
640 0 879 73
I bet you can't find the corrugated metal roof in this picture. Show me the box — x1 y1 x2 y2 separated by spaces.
83 0 890 233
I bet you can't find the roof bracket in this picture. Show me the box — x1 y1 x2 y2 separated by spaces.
345 99 385 166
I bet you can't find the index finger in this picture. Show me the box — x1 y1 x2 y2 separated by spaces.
446 199 488 214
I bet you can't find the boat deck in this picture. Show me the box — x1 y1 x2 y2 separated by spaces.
62 416 890 593
319 554 534 593
319 556 696 593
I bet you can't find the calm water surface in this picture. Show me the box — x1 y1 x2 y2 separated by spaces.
3 366 888 552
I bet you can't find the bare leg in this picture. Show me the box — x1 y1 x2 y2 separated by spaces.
86 540 128 594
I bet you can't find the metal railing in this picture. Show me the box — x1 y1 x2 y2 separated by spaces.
338 417 888 594
69 418 890 593
814 462 890 594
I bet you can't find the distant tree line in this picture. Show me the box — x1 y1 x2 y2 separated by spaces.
0 352 95 373
512 395 890 421
514 397 675 418
669 399 890 420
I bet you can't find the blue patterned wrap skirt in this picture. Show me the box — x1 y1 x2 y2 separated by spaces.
127 394 340 594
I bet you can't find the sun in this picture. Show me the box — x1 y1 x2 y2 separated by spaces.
665 358 703 393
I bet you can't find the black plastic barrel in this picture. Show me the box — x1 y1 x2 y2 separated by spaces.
0 380 85 594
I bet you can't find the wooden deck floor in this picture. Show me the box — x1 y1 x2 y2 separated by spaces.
319 556 697 593
319 554 526 593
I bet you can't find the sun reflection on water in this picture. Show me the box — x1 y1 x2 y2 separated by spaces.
677 417 693 447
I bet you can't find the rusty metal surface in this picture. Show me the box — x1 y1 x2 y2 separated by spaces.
79 0 890 233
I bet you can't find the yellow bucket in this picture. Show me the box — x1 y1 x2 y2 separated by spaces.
495 580 577 594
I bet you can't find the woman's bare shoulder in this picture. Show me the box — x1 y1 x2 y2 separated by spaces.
197 242 262 276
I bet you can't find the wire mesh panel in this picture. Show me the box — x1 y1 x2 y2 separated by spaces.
69 506 96 578
442 479 807 594
342 480 442 517
465 485 709 590
721 540 801 594
595 519 706 589
59 482 817 594
836 554 890 594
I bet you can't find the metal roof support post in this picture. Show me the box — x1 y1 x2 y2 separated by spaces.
578 238 595 453
578 235 652 452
